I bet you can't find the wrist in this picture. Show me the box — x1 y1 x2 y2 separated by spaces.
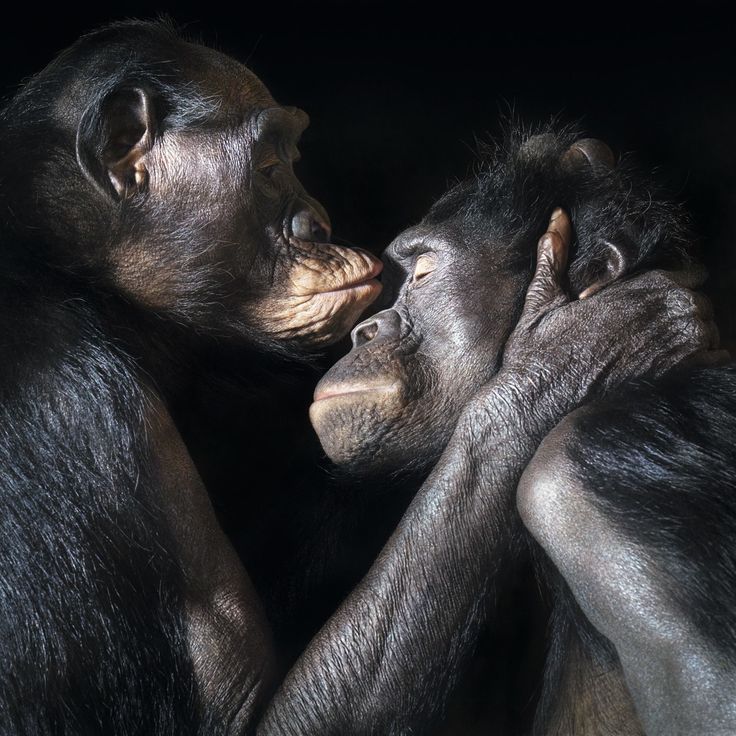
456 365 579 453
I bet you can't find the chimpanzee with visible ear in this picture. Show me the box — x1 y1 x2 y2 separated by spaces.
0 20 385 734
281 126 724 734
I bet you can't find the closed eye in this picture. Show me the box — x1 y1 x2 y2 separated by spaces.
258 156 281 177
412 252 437 283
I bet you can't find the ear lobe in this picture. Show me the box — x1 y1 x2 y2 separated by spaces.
77 86 156 200
578 240 628 299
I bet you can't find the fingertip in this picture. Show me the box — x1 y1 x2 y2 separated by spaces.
578 284 598 300
550 207 564 223
548 207 571 236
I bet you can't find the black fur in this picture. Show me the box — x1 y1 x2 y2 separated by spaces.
0 263 202 733
567 365 736 659
0 20 255 735
426 123 692 291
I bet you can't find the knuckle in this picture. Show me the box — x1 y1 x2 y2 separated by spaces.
640 269 668 289
685 318 709 349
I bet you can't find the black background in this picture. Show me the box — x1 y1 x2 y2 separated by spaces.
2 4 735 324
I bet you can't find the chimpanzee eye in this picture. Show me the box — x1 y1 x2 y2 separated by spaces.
258 159 281 178
257 147 282 178
412 252 437 283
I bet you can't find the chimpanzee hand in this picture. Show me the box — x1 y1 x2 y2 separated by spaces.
493 208 723 419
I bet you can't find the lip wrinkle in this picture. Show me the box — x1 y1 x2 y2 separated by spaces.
313 383 397 402
319 278 382 297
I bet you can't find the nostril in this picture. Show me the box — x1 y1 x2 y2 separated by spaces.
312 219 331 243
290 211 312 241
352 320 379 347
290 210 332 242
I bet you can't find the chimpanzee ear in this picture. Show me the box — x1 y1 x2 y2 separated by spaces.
561 138 616 173
560 138 627 298
578 239 628 298
77 86 156 200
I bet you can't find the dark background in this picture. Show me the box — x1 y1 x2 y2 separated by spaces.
3 5 734 732
2 4 735 323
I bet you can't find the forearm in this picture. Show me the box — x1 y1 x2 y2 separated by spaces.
257 379 563 735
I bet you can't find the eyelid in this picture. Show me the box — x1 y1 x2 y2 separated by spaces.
395 239 425 259
257 146 281 172
412 252 437 282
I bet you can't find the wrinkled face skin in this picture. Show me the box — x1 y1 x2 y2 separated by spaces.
310 219 529 475
80 42 381 347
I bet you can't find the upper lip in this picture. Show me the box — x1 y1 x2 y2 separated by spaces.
328 261 383 292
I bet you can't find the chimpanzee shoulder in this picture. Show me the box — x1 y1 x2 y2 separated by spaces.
0 258 205 733
563 364 736 660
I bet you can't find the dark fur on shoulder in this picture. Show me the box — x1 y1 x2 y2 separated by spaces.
566 366 736 660
0 263 205 733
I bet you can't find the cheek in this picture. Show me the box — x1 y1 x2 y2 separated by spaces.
152 131 244 201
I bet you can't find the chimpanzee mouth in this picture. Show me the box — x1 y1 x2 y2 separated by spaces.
319 275 383 298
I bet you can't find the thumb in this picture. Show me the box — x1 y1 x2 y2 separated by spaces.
521 207 571 320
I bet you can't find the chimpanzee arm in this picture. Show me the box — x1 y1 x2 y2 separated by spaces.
519 365 736 736
146 396 278 731
257 212 717 735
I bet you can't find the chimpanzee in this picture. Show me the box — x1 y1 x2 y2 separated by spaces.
0 19 385 734
306 127 726 734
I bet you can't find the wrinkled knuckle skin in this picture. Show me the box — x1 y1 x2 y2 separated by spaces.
671 286 699 316
691 291 715 321
644 268 670 289
692 317 720 352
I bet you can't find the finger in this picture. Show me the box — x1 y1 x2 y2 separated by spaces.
547 207 571 273
522 208 571 316
689 291 714 322
579 281 606 299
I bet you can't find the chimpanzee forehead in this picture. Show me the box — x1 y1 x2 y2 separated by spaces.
183 42 276 113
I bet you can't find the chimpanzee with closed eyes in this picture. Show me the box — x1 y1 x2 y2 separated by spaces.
306 127 729 734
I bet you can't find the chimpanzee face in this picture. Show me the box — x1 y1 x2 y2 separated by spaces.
308 131 644 475
309 215 529 475
34 32 382 348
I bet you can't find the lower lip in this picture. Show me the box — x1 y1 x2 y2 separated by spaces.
312 383 398 402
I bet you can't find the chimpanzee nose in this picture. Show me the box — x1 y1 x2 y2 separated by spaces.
290 199 332 242
351 309 402 348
